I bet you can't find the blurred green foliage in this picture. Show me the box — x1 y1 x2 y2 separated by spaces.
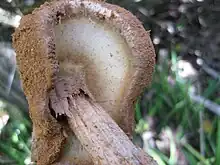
134 53 220 165
0 0 220 165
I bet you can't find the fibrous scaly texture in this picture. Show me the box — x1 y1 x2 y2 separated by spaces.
12 0 156 164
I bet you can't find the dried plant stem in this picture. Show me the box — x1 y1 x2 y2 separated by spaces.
66 94 157 165
189 93 220 116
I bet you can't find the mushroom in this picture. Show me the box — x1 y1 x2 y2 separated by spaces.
12 0 156 164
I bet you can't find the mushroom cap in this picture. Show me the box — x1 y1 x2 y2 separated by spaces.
12 0 156 164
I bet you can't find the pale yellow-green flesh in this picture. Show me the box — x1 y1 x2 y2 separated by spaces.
55 17 132 113
54 17 132 162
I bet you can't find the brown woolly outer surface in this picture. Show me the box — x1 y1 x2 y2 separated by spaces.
12 0 156 164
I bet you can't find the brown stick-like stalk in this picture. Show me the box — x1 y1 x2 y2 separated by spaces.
55 94 157 165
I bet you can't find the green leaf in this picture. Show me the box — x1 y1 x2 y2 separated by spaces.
215 118 220 165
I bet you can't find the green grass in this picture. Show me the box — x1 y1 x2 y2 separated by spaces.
0 103 32 165
134 53 220 165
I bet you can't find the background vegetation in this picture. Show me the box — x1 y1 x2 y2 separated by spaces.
0 0 220 164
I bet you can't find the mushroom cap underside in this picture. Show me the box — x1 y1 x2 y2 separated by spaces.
12 0 156 164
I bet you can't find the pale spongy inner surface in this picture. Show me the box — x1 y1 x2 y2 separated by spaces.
55 17 131 113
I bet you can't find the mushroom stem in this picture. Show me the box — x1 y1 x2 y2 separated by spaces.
58 94 157 165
